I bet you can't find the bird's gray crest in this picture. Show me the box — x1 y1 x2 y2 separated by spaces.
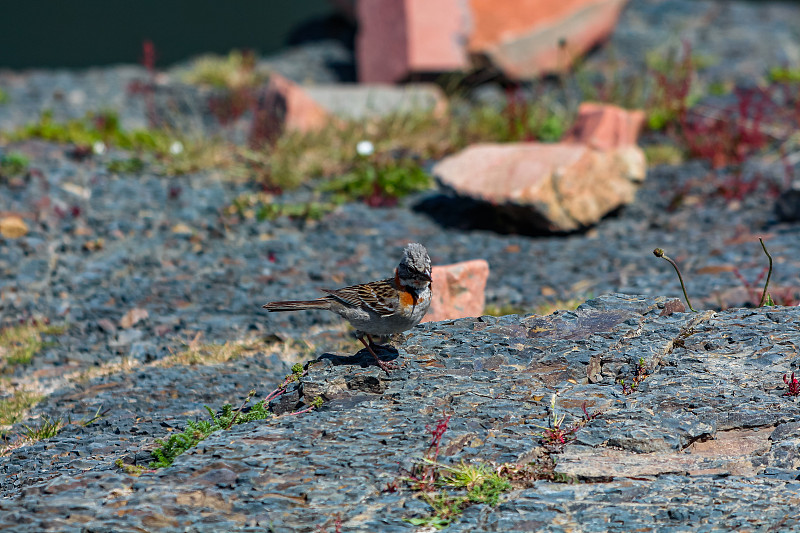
399 242 431 278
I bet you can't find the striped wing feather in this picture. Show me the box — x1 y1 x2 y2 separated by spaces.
321 278 398 316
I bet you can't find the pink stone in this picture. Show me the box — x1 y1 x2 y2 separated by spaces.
563 102 646 150
257 76 446 135
467 0 629 78
259 73 334 135
406 0 468 72
424 260 490 322
356 0 468 83
433 142 645 232
355 0 628 82
119 308 149 329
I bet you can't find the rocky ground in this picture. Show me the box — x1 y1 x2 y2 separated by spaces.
2 295 800 531
1 0 800 531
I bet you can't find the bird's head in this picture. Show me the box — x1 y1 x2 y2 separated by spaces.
397 242 432 290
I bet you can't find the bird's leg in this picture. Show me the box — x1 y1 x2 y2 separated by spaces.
366 334 390 351
359 336 398 374
366 334 379 349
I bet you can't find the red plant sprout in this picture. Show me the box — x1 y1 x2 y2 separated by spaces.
287 397 322 416
732 265 770 306
783 372 800 397
646 40 695 137
248 89 284 147
505 85 532 141
648 41 799 201
208 87 253 126
679 88 771 170
536 399 601 452
715 170 763 202
315 514 343 533
259 181 283 195
262 364 306 405
404 414 452 491
140 39 156 73
766 288 799 307
14 316 51 327
502 84 551 142
67 144 93 161
127 39 159 128
425 414 451 461
620 358 649 395
364 183 399 208
206 49 259 126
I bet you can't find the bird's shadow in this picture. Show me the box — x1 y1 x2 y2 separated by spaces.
318 344 399 369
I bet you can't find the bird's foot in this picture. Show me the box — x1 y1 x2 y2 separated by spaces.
360 336 398 375
374 357 399 374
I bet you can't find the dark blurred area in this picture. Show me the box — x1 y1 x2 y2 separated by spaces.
0 0 348 69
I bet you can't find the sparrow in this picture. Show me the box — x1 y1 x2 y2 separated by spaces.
263 243 432 373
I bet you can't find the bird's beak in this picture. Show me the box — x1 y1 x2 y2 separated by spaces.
422 271 433 282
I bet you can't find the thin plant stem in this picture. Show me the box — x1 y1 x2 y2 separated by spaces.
227 389 256 429
758 238 773 307
653 248 697 312
287 396 323 416
287 405 315 416
263 385 286 404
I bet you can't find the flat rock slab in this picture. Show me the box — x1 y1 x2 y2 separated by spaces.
2 294 799 531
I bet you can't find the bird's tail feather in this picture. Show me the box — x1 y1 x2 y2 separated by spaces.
263 299 331 312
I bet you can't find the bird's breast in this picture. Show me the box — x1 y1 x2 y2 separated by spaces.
399 288 418 307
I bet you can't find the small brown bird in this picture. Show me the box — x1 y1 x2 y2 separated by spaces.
263 243 432 372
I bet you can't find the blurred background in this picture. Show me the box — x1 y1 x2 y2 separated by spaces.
0 0 347 69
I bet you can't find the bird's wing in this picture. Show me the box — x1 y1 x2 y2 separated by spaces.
321 278 399 316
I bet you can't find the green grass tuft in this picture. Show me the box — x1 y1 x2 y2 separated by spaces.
22 416 63 441
0 322 65 370
224 193 339 222
644 144 685 167
440 461 511 506
321 157 433 204
107 157 146 174
10 111 166 152
115 458 150 476
181 50 267 89
0 390 44 428
0 152 29 179
149 401 271 468
768 66 800 83
465 103 568 143
405 461 513 529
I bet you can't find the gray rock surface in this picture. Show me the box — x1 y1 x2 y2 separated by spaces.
1 295 799 531
303 83 445 120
